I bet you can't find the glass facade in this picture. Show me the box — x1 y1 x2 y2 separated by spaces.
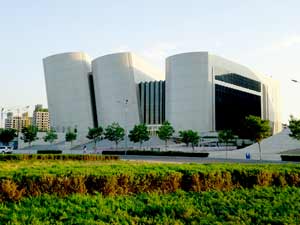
138 81 165 124
215 73 261 92
215 84 261 132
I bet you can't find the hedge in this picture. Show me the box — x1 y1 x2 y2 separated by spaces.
0 154 119 161
102 150 209 157
281 155 300 162
1 164 300 202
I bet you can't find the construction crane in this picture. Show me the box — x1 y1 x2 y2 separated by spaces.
0 106 30 128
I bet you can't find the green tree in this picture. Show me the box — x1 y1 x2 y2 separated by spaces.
179 130 190 147
43 129 58 144
157 121 175 150
104 122 125 149
289 115 300 140
65 129 77 148
218 129 235 159
21 125 38 147
179 130 200 150
244 115 271 160
128 124 150 149
86 127 103 150
0 128 17 146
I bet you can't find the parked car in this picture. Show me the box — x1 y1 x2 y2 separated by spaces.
0 146 13 154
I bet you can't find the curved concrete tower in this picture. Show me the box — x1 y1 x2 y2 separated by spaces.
92 52 159 130
43 52 94 135
166 52 213 133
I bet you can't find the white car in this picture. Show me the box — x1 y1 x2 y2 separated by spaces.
0 146 13 154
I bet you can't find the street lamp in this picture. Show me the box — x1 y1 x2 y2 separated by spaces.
117 99 129 152
124 99 128 152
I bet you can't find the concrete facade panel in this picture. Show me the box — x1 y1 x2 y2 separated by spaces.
166 52 213 133
43 52 94 137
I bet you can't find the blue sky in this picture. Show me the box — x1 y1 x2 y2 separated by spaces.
1 0 300 123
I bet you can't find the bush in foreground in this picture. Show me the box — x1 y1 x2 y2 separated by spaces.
0 162 300 201
0 187 300 224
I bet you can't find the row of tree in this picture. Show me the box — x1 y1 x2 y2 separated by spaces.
0 115 299 155
0 126 40 147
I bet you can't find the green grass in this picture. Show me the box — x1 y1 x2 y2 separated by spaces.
0 187 300 224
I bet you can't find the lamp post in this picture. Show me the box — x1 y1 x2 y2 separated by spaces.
117 99 129 152
124 99 128 153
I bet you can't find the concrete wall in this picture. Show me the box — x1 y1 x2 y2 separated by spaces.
260 75 282 134
43 52 94 139
166 52 213 134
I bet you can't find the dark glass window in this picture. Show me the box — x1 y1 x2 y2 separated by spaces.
215 73 261 92
215 84 261 132
138 81 165 124
88 73 98 128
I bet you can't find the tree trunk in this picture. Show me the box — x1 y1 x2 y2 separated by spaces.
94 140 97 150
140 141 142 150
258 142 262 161
226 142 228 159
165 140 167 151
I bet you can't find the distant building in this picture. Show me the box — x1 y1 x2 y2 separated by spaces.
32 105 50 131
5 112 32 131
4 112 13 129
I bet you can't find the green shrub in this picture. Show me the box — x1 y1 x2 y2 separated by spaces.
1 187 300 224
0 162 300 201
281 155 300 162
0 154 119 161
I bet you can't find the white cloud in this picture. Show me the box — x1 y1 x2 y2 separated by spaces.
260 34 300 53
279 35 300 48
111 45 131 53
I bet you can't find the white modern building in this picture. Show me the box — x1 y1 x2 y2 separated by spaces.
43 51 282 139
